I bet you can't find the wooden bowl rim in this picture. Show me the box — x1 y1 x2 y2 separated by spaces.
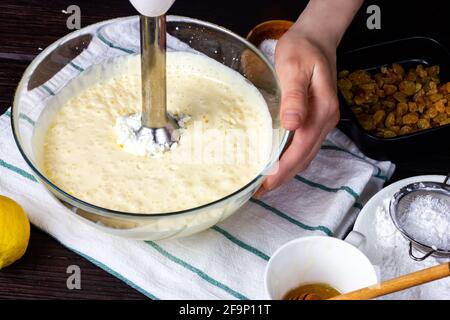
246 19 295 41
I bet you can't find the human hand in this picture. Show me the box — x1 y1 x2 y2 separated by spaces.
257 28 339 196
254 0 363 197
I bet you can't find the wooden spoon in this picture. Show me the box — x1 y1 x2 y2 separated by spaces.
329 262 450 300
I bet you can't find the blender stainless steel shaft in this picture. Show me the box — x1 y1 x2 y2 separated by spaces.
139 15 179 145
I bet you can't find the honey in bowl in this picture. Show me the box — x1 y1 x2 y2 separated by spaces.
283 283 341 300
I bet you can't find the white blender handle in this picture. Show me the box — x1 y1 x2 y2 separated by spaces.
129 0 175 17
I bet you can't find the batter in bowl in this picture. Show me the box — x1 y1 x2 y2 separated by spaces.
40 52 273 213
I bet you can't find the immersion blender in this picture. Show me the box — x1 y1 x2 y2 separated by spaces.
129 0 178 146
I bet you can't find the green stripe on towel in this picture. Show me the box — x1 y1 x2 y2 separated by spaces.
212 226 270 261
42 84 55 96
373 167 388 180
295 175 360 201
250 198 333 236
71 248 159 300
294 175 363 208
19 113 35 126
4 110 35 126
146 241 249 300
96 27 136 55
69 61 85 72
0 158 37 182
321 145 388 181
353 202 363 210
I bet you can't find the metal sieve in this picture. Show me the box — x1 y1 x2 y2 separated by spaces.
389 172 450 261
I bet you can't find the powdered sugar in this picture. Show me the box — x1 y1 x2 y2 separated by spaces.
258 39 277 64
399 195 450 250
375 199 450 300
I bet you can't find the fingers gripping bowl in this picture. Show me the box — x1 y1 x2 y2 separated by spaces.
12 16 289 240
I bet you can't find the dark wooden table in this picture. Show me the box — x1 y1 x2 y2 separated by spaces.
0 0 449 299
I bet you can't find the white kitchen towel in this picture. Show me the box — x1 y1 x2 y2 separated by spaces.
0 16 395 299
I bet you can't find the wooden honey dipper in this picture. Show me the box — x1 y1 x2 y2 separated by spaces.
296 262 450 300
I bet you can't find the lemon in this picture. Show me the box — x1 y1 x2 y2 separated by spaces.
0 195 30 269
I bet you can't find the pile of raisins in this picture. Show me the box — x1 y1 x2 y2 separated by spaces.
338 64 450 138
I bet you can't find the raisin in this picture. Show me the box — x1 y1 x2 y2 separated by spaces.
399 126 413 135
417 118 431 130
402 113 419 125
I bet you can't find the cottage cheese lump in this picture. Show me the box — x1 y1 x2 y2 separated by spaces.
41 52 273 213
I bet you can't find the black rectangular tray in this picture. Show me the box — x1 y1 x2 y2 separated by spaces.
337 37 450 161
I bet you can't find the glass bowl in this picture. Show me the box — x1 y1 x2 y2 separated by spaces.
12 16 289 240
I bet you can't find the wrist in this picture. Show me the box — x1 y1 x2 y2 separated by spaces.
290 22 338 58
293 0 363 48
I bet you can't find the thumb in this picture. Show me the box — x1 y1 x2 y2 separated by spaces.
278 68 310 131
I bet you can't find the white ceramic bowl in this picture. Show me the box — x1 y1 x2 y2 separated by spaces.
264 236 379 300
